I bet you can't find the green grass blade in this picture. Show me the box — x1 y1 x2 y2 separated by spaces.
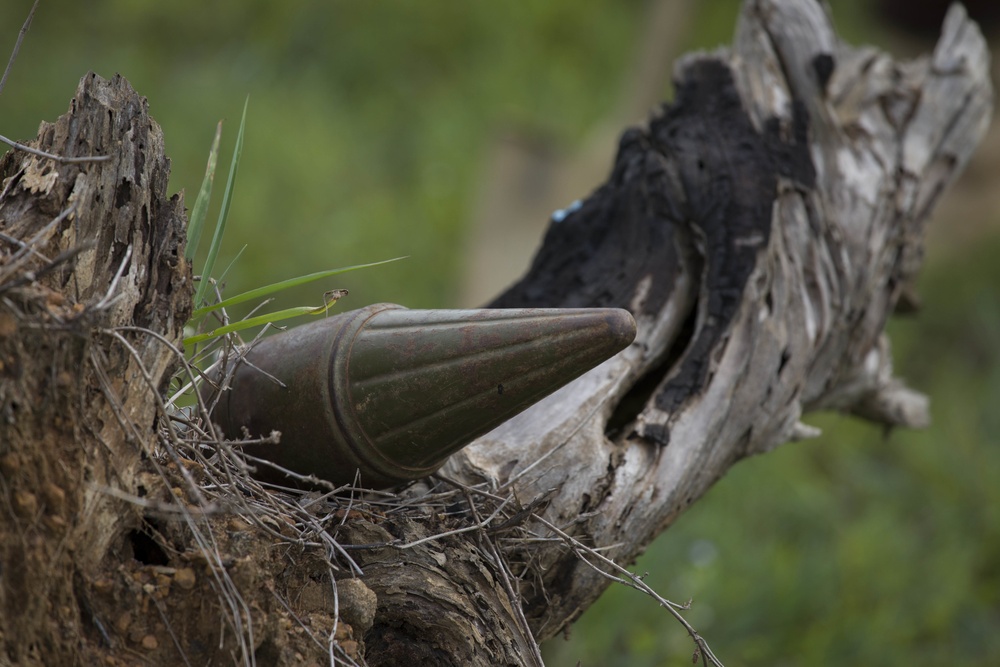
194 96 248 307
190 256 405 318
185 120 223 261
184 290 348 346
215 244 247 285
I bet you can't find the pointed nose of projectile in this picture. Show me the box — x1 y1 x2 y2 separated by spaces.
345 306 636 469
220 303 635 488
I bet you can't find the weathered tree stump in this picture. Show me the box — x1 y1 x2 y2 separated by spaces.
0 73 190 662
0 1 992 665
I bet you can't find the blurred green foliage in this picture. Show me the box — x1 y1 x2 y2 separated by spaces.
0 0 643 311
2 1 997 665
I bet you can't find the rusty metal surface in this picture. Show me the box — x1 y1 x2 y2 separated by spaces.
217 304 635 488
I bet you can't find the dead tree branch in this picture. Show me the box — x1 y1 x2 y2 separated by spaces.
436 0 993 644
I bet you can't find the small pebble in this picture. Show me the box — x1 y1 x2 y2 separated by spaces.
174 567 196 590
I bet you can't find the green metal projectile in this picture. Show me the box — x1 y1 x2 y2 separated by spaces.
217 303 635 488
